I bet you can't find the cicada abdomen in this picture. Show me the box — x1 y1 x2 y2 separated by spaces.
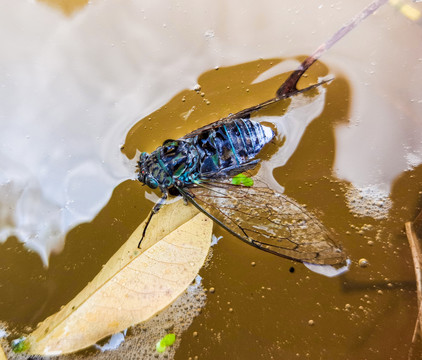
187 118 274 178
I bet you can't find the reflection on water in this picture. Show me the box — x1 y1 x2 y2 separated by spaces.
0 0 421 262
0 0 422 359
256 88 327 193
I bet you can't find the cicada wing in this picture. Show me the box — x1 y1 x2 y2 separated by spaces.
180 180 346 266
182 80 330 139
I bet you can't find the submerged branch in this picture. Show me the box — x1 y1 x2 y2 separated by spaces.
405 219 422 359
406 222 422 310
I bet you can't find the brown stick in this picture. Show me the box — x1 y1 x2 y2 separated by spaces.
405 221 422 341
412 304 422 343
414 209 422 229
276 0 389 98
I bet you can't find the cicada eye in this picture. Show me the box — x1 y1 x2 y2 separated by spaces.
139 152 149 162
146 175 159 189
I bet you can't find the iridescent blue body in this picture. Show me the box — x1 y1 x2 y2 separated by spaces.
137 118 274 199
135 74 347 266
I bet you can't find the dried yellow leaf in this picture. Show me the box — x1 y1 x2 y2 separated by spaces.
27 201 211 355
0 344 6 360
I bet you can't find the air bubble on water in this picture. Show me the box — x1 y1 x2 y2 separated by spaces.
344 184 392 220
204 29 215 38
358 258 369 268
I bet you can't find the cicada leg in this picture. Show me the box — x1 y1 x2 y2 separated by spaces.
138 191 168 248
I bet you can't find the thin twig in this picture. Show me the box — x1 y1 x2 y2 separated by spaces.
412 304 422 343
405 220 422 358
406 222 422 309
414 209 422 229
277 0 389 98
409 303 422 360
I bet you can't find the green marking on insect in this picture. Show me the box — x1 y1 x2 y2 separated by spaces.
231 173 254 187
156 333 176 353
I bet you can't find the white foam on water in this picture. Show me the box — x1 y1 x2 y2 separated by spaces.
344 184 392 220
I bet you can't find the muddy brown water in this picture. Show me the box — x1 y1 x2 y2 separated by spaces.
1 57 422 359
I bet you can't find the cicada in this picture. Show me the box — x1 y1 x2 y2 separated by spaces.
136 72 347 266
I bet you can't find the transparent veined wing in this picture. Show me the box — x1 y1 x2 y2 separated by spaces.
178 178 347 266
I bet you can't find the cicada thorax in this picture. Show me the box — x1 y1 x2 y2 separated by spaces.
192 118 274 177
141 139 201 191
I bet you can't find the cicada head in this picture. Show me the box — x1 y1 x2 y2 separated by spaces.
137 152 159 189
